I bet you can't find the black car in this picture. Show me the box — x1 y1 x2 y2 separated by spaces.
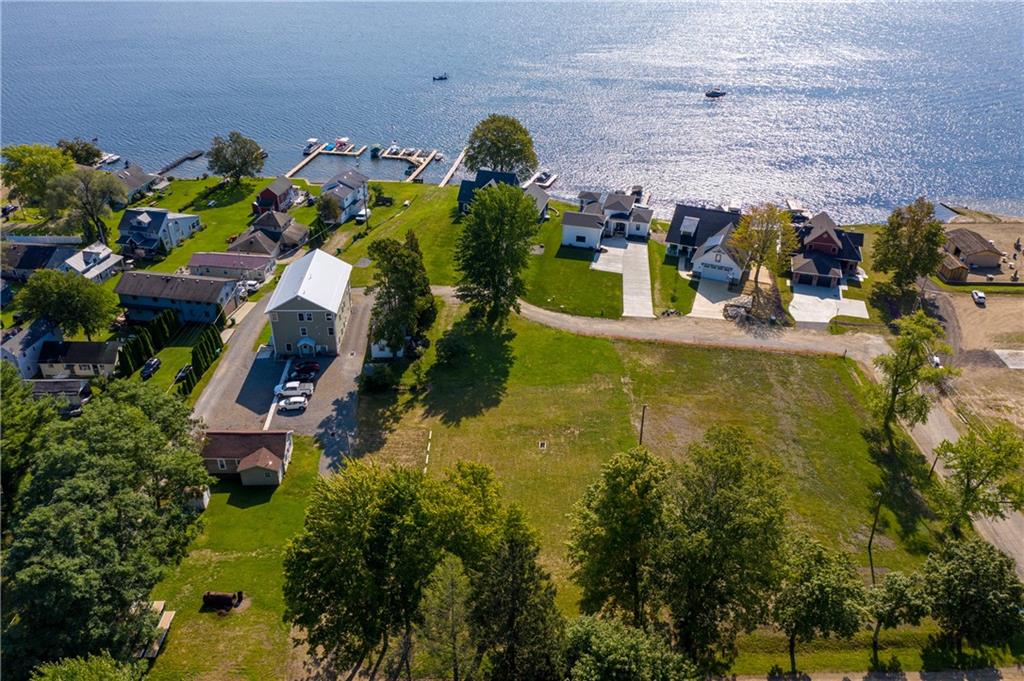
293 361 321 373
140 357 162 380
289 369 318 382
174 364 193 383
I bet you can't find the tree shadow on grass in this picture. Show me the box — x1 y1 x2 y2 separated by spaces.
348 385 406 459
215 479 276 508
862 426 940 554
920 635 1009 674
554 245 596 262
421 317 513 426
869 283 920 329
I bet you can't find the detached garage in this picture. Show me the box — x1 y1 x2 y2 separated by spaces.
560 211 605 250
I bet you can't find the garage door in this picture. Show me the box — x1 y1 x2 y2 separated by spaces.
798 274 815 285
816 276 835 288
699 262 732 282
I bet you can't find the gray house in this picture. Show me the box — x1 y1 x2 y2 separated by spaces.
116 208 200 257
1 319 61 379
266 249 353 357
321 169 369 223
115 271 238 323
111 163 160 206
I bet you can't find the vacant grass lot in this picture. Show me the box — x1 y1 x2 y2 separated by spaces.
148 437 320 680
648 239 697 314
357 303 950 671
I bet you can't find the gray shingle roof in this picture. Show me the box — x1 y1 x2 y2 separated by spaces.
265 176 293 196
252 211 292 231
666 204 739 249
524 183 550 216
603 193 635 213
189 252 274 270
38 340 120 365
562 211 605 230
228 231 278 255
112 164 158 194
115 271 233 304
946 228 1000 257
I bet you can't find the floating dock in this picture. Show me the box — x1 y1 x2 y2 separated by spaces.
157 150 204 176
320 143 367 157
405 150 438 183
439 147 468 186
284 143 327 178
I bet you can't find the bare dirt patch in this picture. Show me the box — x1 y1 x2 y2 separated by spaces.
946 291 1024 351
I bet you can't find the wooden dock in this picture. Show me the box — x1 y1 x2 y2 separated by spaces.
320 144 367 157
405 149 438 183
283 143 327 179
439 147 467 186
157 150 204 176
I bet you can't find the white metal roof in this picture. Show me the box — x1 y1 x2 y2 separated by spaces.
265 249 352 313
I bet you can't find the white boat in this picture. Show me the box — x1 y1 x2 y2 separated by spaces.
104 154 121 164
434 153 445 162
302 138 320 155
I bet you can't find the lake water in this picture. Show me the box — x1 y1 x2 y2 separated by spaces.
2 1 1022 221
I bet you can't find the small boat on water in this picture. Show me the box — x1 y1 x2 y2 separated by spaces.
433 72 449 81
534 170 558 189
434 153 445 162
258 148 268 159
370 144 382 159
302 138 320 155
705 88 727 98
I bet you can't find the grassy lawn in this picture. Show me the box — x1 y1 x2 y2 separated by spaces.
648 239 697 314
358 303 947 651
252 321 271 352
927 275 1024 295
148 437 320 680
522 203 623 318
132 323 208 393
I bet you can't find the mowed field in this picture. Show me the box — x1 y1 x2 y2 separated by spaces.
356 301 953 670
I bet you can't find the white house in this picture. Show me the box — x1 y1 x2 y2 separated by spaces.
266 249 353 357
1 319 61 379
370 339 406 360
561 190 653 249
690 225 745 283
321 169 370 224
59 242 123 283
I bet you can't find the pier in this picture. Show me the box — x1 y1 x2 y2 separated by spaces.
439 147 468 186
284 143 327 179
157 150 204 176
405 149 438 183
320 143 367 157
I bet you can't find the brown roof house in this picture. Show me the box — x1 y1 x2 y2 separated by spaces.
228 230 279 257
188 252 275 282
252 210 310 251
944 228 1002 269
790 212 864 287
201 430 294 486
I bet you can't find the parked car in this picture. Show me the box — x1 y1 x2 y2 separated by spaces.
242 280 260 293
174 364 193 383
274 381 314 397
293 361 321 373
140 357 162 380
931 355 943 368
971 290 986 306
278 396 308 412
289 369 318 382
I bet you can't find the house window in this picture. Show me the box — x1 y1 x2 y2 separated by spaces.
328 327 335 336
715 253 722 262
296 313 304 321
216 458 227 471
285 343 292 352
78 364 91 371
325 313 333 321
299 327 307 336
265 471 272 479
575 235 586 243
270 312 278 321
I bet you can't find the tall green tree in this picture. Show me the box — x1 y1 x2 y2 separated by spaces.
464 114 538 179
45 168 126 243
867 572 929 667
15 269 118 340
0 362 58 525
872 197 946 292
658 426 787 668
367 232 436 352
772 535 865 674
936 424 1024 532
2 381 210 678
56 137 103 167
454 183 538 324
728 202 796 304
283 463 447 680
317 192 341 224
568 447 668 628
418 554 475 681
206 131 264 184
869 311 957 451
923 538 1024 654
30 652 143 681
1 143 74 204
565 616 693 681
469 507 565 681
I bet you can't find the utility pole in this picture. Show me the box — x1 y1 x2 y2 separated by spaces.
639 404 647 446
867 491 883 585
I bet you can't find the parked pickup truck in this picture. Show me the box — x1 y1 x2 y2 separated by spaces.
274 381 314 398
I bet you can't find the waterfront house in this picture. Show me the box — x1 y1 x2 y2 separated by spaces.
321 169 369 224
664 203 747 283
252 177 296 216
266 249 352 357
524 183 551 221
1 319 61 379
944 228 1002 269
115 271 238 323
201 430 294 487
790 212 864 287
111 163 159 206
58 241 123 283
690 224 746 284
1 243 78 282
38 340 121 379
227 230 279 258
116 208 200 258
252 210 309 251
457 170 520 213
188 252 275 282
559 190 653 249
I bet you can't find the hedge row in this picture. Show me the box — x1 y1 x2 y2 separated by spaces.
116 309 180 377
177 324 224 396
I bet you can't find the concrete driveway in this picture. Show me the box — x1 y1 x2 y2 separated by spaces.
788 283 869 323
590 237 625 274
688 278 743 319
590 237 655 318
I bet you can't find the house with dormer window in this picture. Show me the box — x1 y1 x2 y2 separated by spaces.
116 208 200 257
790 212 864 287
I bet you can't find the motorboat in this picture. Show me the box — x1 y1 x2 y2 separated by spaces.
705 88 727 98
370 144 382 159
433 72 449 81
302 138 320 155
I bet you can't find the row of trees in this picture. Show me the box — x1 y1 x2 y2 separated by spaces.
568 430 1024 675
116 309 180 377
1 379 212 679
176 323 224 396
